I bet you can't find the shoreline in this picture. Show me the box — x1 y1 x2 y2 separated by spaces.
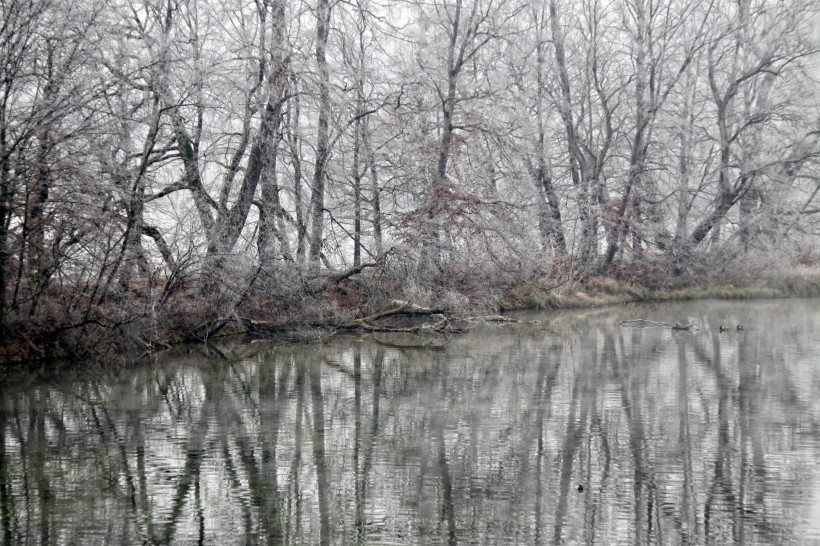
2 270 820 364
500 273 820 312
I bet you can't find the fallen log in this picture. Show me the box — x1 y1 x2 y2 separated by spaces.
465 315 520 324
619 319 699 331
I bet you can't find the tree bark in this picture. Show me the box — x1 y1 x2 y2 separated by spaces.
202 54 290 292
533 7 567 255
308 0 332 274
362 119 383 258
258 0 291 269
549 0 593 268
0 120 9 325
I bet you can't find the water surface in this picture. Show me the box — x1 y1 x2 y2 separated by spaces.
2 299 820 544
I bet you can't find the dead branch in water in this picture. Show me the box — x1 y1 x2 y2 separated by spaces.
242 301 521 340
619 319 699 331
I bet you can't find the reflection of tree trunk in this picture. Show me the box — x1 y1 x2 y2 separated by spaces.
353 347 364 541
553 372 581 543
531 344 562 544
706 356 735 542
676 338 697 541
239 357 290 541
534 398 544 544
353 346 384 543
0 411 14 545
737 332 767 539
95 403 139 512
581 339 604 543
29 405 52 544
309 360 330 545
589 413 611 538
160 404 210 544
737 337 751 544
696 333 742 542
286 360 307 537
194 468 205 544
358 348 384 542
220 436 252 540
613 330 659 543
434 421 456 545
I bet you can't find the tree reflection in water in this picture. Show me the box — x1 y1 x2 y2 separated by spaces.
1 299 820 544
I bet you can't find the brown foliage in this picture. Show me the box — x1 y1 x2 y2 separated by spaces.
400 185 485 240
608 259 673 290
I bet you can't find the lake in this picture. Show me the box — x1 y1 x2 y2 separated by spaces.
1 298 820 545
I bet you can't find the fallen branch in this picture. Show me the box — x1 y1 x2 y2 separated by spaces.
353 301 445 324
619 319 699 331
341 314 465 334
365 335 447 350
465 315 520 324
309 249 397 295
618 319 671 327
328 260 381 284
671 323 699 331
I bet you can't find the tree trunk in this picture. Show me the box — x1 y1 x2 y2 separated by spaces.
674 67 698 250
259 137 294 267
28 129 50 281
287 76 308 263
0 123 9 325
202 55 290 292
308 0 332 275
258 0 291 269
362 119 383 258
353 115 363 267
738 184 760 250
549 0 592 268
533 11 566 255
603 0 648 269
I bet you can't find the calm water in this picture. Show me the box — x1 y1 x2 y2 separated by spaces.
1 299 820 545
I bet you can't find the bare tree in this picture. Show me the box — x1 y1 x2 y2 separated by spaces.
307 0 333 274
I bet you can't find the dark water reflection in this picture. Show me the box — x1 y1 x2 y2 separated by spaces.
2 299 820 545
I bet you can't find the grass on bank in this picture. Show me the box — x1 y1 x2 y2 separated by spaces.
500 270 820 311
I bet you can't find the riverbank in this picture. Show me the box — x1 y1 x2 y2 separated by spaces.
2 267 820 364
500 269 820 311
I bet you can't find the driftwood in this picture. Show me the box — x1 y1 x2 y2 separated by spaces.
353 301 445 321
366 334 447 350
671 323 696 331
465 315 520 324
242 301 522 341
343 302 463 334
343 302 525 334
619 319 699 331
240 302 460 338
